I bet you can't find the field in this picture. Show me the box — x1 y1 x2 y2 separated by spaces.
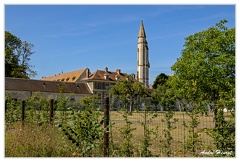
109 111 218 157
5 97 234 157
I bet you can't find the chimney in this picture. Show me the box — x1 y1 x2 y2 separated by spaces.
86 68 90 78
42 83 46 89
105 67 108 72
116 69 121 75
131 73 135 79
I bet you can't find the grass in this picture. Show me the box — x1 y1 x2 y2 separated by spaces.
5 110 233 157
5 122 78 157
109 111 229 157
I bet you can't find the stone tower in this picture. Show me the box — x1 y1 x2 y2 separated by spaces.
137 20 150 87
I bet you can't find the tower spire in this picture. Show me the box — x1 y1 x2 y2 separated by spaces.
137 20 150 87
138 20 146 38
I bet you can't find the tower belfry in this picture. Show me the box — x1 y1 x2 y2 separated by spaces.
137 20 150 87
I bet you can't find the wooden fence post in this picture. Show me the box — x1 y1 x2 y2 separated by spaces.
50 99 54 125
21 100 25 126
103 96 110 157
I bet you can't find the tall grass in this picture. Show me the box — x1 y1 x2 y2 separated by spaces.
5 122 78 157
5 94 235 157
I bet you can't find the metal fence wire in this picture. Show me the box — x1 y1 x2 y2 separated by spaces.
5 97 235 157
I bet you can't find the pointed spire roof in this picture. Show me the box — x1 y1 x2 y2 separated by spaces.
138 20 146 38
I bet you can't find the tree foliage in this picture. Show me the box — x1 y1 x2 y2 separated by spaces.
5 31 37 78
165 19 235 155
109 76 148 111
170 19 235 102
152 73 169 89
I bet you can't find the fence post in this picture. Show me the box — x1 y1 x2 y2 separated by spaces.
50 99 54 125
21 100 25 126
103 96 110 157
5 99 7 111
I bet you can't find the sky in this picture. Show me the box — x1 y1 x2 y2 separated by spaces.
4 4 236 85
1 1 239 159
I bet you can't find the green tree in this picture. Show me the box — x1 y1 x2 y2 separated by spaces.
109 76 148 111
168 19 235 155
170 19 235 103
5 31 36 78
151 75 176 110
152 73 169 89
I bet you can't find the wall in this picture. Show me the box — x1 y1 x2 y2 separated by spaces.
5 90 91 101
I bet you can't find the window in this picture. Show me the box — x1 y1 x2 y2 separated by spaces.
94 82 110 90
104 75 109 80
115 75 119 80
101 82 105 89
105 83 109 90
94 82 101 89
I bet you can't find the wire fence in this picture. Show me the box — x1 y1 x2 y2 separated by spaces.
5 96 235 157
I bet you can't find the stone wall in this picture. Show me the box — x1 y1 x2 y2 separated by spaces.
5 90 91 101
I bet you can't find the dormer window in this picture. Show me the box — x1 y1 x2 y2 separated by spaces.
115 75 120 80
72 76 76 81
61 78 65 81
104 74 109 80
66 77 70 81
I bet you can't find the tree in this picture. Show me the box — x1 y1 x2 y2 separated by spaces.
170 19 235 102
151 73 171 110
152 73 169 89
5 31 37 78
109 76 148 111
151 75 176 110
167 19 235 155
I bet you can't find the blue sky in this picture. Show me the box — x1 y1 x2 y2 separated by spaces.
5 5 235 85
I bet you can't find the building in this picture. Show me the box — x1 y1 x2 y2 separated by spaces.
5 21 152 106
5 77 91 100
137 20 150 87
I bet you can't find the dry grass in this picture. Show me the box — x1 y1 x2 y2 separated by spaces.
109 111 230 157
5 122 78 157
5 110 232 157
